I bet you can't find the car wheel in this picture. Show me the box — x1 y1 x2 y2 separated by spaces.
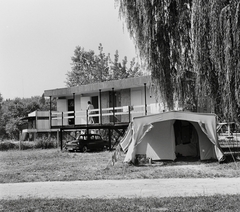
82 146 88 153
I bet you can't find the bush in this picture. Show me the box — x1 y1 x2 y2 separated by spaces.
0 138 57 151
35 138 57 149
0 141 17 151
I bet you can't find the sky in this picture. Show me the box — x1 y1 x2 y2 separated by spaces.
0 0 137 100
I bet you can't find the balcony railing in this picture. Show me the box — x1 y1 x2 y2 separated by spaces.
50 103 163 127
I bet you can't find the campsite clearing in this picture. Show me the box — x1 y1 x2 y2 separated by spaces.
1 149 240 211
0 149 239 184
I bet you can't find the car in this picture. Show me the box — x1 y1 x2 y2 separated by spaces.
65 133 109 152
217 122 240 141
217 122 240 154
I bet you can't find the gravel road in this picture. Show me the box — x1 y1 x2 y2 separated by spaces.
1 178 240 199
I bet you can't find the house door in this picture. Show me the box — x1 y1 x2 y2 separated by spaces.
109 91 121 123
91 96 99 123
68 99 74 125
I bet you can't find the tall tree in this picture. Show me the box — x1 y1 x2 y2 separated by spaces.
116 0 240 121
110 50 129 80
191 0 240 121
95 43 111 82
66 43 142 86
116 0 193 110
66 46 97 86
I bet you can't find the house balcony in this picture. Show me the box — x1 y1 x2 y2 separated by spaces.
50 102 163 128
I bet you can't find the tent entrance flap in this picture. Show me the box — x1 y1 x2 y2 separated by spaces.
174 120 200 159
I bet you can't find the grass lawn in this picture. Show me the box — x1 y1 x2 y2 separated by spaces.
0 195 240 212
0 149 239 183
1 149 240 211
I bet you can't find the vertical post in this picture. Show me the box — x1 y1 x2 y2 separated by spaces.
144 83 147 115
60 129 63 151
35 110 38 131
99 89 102 125
108 128 112 151
49 96 52 128
128 105 131 123
112 88 115 124
73 93 75 126
57 130 59 148
61 112 63 126
86 109 89 126
86 109 89 134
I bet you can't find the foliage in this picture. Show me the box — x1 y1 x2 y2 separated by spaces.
65 43 142 87
0 94 57 140
116 0 240 121
0 138 57 151
115 0 194 110
0 140 16 150
0 93 4 138
192 0 240 122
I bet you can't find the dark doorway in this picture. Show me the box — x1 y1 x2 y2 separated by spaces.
109 91 121 123
91 96 99 123
68 99 74 125
174 120 200 159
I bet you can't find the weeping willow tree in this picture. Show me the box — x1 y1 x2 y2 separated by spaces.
116 0 240 121
192 0 240 121
116 0 194 110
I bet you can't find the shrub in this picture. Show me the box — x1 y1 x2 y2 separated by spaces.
0 138 58 151
0 141 17 151
35 138 57 149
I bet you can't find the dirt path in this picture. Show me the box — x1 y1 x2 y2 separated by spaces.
1 178 240 199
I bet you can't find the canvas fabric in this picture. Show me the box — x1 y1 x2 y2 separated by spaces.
123 111 224 162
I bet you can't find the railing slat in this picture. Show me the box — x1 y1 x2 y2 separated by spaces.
50 103 163 127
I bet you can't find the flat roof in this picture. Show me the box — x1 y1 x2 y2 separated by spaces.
44 75 151 97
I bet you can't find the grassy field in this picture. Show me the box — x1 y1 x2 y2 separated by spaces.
1 149 240 211
0 195 240 212
0 149 240 183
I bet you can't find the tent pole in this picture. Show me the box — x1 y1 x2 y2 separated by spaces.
144 83 147 115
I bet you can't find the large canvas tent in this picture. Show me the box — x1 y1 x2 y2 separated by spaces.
121 111 224 162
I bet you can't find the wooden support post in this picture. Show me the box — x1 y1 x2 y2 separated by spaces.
109 128 112 151
57 130 59 148
86 110 89 134
73 93 75 126
60 129 63 151
112 88 115 125
128 105 131 123
50 96 52 128
99 89 102 125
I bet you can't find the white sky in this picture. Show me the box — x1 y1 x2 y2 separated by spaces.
0 0 137 100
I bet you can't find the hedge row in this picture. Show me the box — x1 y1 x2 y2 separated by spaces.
0 139 58 151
